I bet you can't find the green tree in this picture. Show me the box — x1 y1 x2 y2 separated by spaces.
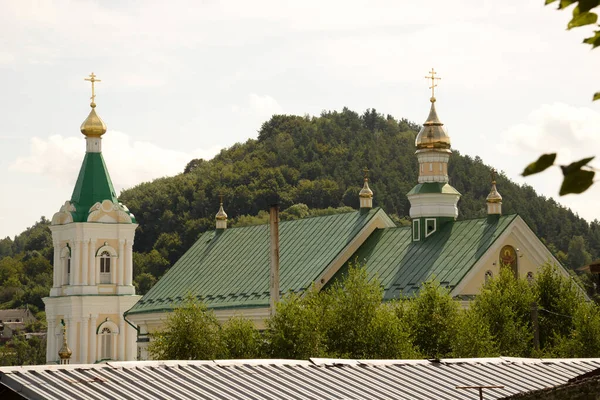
220 316 263 359
366 302 420 359
134 272 157 295
452 308 497 358
551 300 600 357
405 280 460 359
264 289 328 359
534 263 584 350
567 236 592 270
149 295 222 360
325 264 383 358
471 267 535 356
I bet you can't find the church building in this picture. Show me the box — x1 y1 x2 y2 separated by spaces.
124 70 568 360
43 74 140 364
44 70 569 363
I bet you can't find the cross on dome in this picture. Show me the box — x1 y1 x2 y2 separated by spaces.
84 72 101 107
424 68 441 102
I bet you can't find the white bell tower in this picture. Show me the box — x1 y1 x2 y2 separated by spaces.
43 73 141 364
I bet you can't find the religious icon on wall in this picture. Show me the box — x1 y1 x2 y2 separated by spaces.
499 245 518 277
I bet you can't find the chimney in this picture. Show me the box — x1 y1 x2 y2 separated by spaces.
269 204 280 316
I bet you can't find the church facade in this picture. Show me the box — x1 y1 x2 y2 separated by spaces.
125 73 567 360
43 74 140 364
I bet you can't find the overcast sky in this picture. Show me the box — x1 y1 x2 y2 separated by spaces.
1 0 599 238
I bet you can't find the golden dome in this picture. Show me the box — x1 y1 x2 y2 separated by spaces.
359 178 373 198
415 99 451 150
80 104 107 137
486 182 502 203
216 203 228 220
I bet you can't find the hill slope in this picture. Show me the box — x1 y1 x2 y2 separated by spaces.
120 108 599 269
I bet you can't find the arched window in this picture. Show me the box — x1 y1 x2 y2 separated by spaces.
485 270 493 284
100 327 112 360
60 246 71 285
100 251 111 284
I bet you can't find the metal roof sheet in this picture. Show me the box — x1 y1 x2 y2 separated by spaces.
2 358 599 400
336 214 517 298
127 208 382 315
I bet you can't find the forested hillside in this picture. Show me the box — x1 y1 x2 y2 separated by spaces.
1 108 599 312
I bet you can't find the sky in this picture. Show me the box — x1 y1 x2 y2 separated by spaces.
1 0 599 238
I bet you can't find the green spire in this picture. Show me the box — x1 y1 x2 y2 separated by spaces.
70 152 118 222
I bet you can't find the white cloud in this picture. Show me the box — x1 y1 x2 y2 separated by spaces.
10 131 222 193
496 103 600 222
232 93 283 121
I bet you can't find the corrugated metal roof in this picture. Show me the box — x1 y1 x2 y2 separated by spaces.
336 215 516 298
127 208 382 315
1 358 599 400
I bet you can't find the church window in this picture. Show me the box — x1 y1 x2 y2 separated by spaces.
412 219 420 241
61 246 71 285
420 164 423 173
425 218 436 238
499 245 518 278
100 251 111 284
485 270 493 284
439 163 443 172
100 327 112 360
429 163 433 172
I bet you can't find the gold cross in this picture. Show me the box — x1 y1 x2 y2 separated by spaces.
491 168 497 183
84 72 101 105
219 193 224 204
425 68 441 99
363 167 369 180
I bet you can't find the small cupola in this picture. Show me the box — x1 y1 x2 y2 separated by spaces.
359 167 373 210
58 320 72 365
486 168 502 217
216 194 228 230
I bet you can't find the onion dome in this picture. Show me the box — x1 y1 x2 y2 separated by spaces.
359 178 373 198
216 203 228 220
486 170 503 204
415 98 451 150
80 104 107 137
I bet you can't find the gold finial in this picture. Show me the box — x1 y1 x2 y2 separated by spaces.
58 319 72 364
487 168 502 204
359 167 373 199
80 72 107 137
84 72 101 108
425 68 441 103
216 193 228 221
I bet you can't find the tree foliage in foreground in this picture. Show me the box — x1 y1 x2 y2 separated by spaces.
149 263 600 361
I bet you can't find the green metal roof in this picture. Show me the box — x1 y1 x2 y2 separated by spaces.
70 152 119 222
334 214 517 299
126 208 383 315
407 182 461 195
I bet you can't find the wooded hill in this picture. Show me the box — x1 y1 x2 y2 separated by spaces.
1 108 599 313
121 108 599 270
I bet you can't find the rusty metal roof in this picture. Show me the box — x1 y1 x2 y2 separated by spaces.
2 357 600 400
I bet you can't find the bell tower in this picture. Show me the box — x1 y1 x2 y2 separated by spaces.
407 69 461 241
43 73 141 364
